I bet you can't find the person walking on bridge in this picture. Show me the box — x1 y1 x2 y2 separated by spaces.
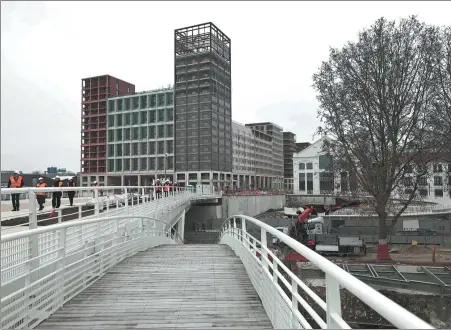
155 179 162 199
163 180 170 197
36 177 47 211
52 176 63 209
67 177 76 206
8 170 24 211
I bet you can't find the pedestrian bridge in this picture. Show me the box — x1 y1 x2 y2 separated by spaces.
1 186 434 329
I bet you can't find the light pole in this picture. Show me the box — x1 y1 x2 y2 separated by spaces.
164 153 168 181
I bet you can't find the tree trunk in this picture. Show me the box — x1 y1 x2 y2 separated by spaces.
377 214 391 261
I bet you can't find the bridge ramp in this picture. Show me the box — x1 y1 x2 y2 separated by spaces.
37 244 272 329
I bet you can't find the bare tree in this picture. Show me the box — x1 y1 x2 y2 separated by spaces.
312 16 449 260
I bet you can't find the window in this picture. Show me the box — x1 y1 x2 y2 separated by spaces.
299 163 305 170
132 127 139 140
149 126 156 139
150 95 156 108
158 157 165 170
124 113 131 125
116 144 123 157
403 177 413 186
124 98 130 110
167 108 174 121
132 143 139 156
140 158 147 170
123 143 130 156
132 158 138 171
149 142 156 155
158 141 165 154
108 100 115 112
340 172 348 192
116 159 122 171
116 129 122 141
166 93 174 106
418 177 428 186
306 163 313 170
140 127 147 140
158 125 165 138
132 97 139 109
307 173 313 191
158 109 165 122
108 115 115 127
107 129 114 142
108 145 114 157
318 154 333 170
166 141 174 154
158 94 165 107
167 124 174 138
140 111 147 123
433 164 443 173
124 128 131 141
140 95 148 109
116 114 123 127
405 165 413 173
320 172 334 193
448 164 451 172
148 157 156 170
298 173 306 191
132 112 139 125
419 189 428 197
435 189 444 197
167 156 174 170
149 111 156 123
107 159 114 172
434 176 443 186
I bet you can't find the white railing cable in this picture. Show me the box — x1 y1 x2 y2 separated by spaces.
219 215 434 330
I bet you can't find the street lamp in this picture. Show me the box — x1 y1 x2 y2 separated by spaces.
164 153 168 181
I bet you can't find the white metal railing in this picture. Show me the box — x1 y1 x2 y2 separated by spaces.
1 185 221 234
219 215 434 329
1 215 183 329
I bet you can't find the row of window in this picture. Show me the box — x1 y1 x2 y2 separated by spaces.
108 141 174 157
108 93 173 112
107 125 174 142
107 156 174 172
403 176 450 187
107 108 174 127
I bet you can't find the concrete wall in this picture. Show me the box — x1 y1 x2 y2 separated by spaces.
222 195 285 218
286 194 336 207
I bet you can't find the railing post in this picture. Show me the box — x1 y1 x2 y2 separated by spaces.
124 187 129 213
325 273 342 329
56 228 67 309
28 189 37 230
292 278 300 329
261 228 268 271
57 209 63 224
141 188 146 203
242 219 247 246
94 188 99 216
78 205 82 220
233 217 237 238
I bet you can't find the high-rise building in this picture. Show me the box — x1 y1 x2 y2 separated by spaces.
232 121 284 189
174 22 232 187
242 122 284 189
105 88 175 186
80 75 135 186
283 132 297 179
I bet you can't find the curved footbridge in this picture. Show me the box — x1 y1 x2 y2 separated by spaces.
1 186 435 329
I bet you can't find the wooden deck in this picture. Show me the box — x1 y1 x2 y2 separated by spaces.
37 244 273 329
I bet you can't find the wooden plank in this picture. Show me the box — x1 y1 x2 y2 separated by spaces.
37 244 273 329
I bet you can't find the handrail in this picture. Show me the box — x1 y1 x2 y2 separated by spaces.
220 214 433 329
1 215 184 244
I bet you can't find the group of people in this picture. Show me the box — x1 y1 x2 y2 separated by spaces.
35 176 76 211
7 171 76 212
154 179 178 198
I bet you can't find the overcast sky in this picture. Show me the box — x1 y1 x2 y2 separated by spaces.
1 1 450 173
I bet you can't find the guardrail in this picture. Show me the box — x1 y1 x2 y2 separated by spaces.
1 185 220 234
1 215 182 329
219 215 434 329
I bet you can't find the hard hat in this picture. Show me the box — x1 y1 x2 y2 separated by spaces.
55 176 60 179
94 181 97 184
14 170 20 174
38 177 43 180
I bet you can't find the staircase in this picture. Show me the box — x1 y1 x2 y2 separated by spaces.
184 230 221 244
36 244 272 329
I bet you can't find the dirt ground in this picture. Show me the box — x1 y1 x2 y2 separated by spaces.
327 244 451 266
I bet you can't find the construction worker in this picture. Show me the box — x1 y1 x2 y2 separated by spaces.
163 180 170 197
52 176 63 209
36 177 47 211
155 179 162 199
8 170 24 211
67 177 76 206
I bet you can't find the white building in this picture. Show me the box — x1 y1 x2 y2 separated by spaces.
293 137 451 204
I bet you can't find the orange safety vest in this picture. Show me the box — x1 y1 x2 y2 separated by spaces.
164 184 169 192
10 176 23 188
156 184 162 192
36 182 47 196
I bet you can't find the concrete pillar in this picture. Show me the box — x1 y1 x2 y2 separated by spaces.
121 175 124 186
179 210 185 240
137 175 141 186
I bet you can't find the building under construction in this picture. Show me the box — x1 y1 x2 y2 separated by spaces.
174 22 232 186
80 75 135 186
